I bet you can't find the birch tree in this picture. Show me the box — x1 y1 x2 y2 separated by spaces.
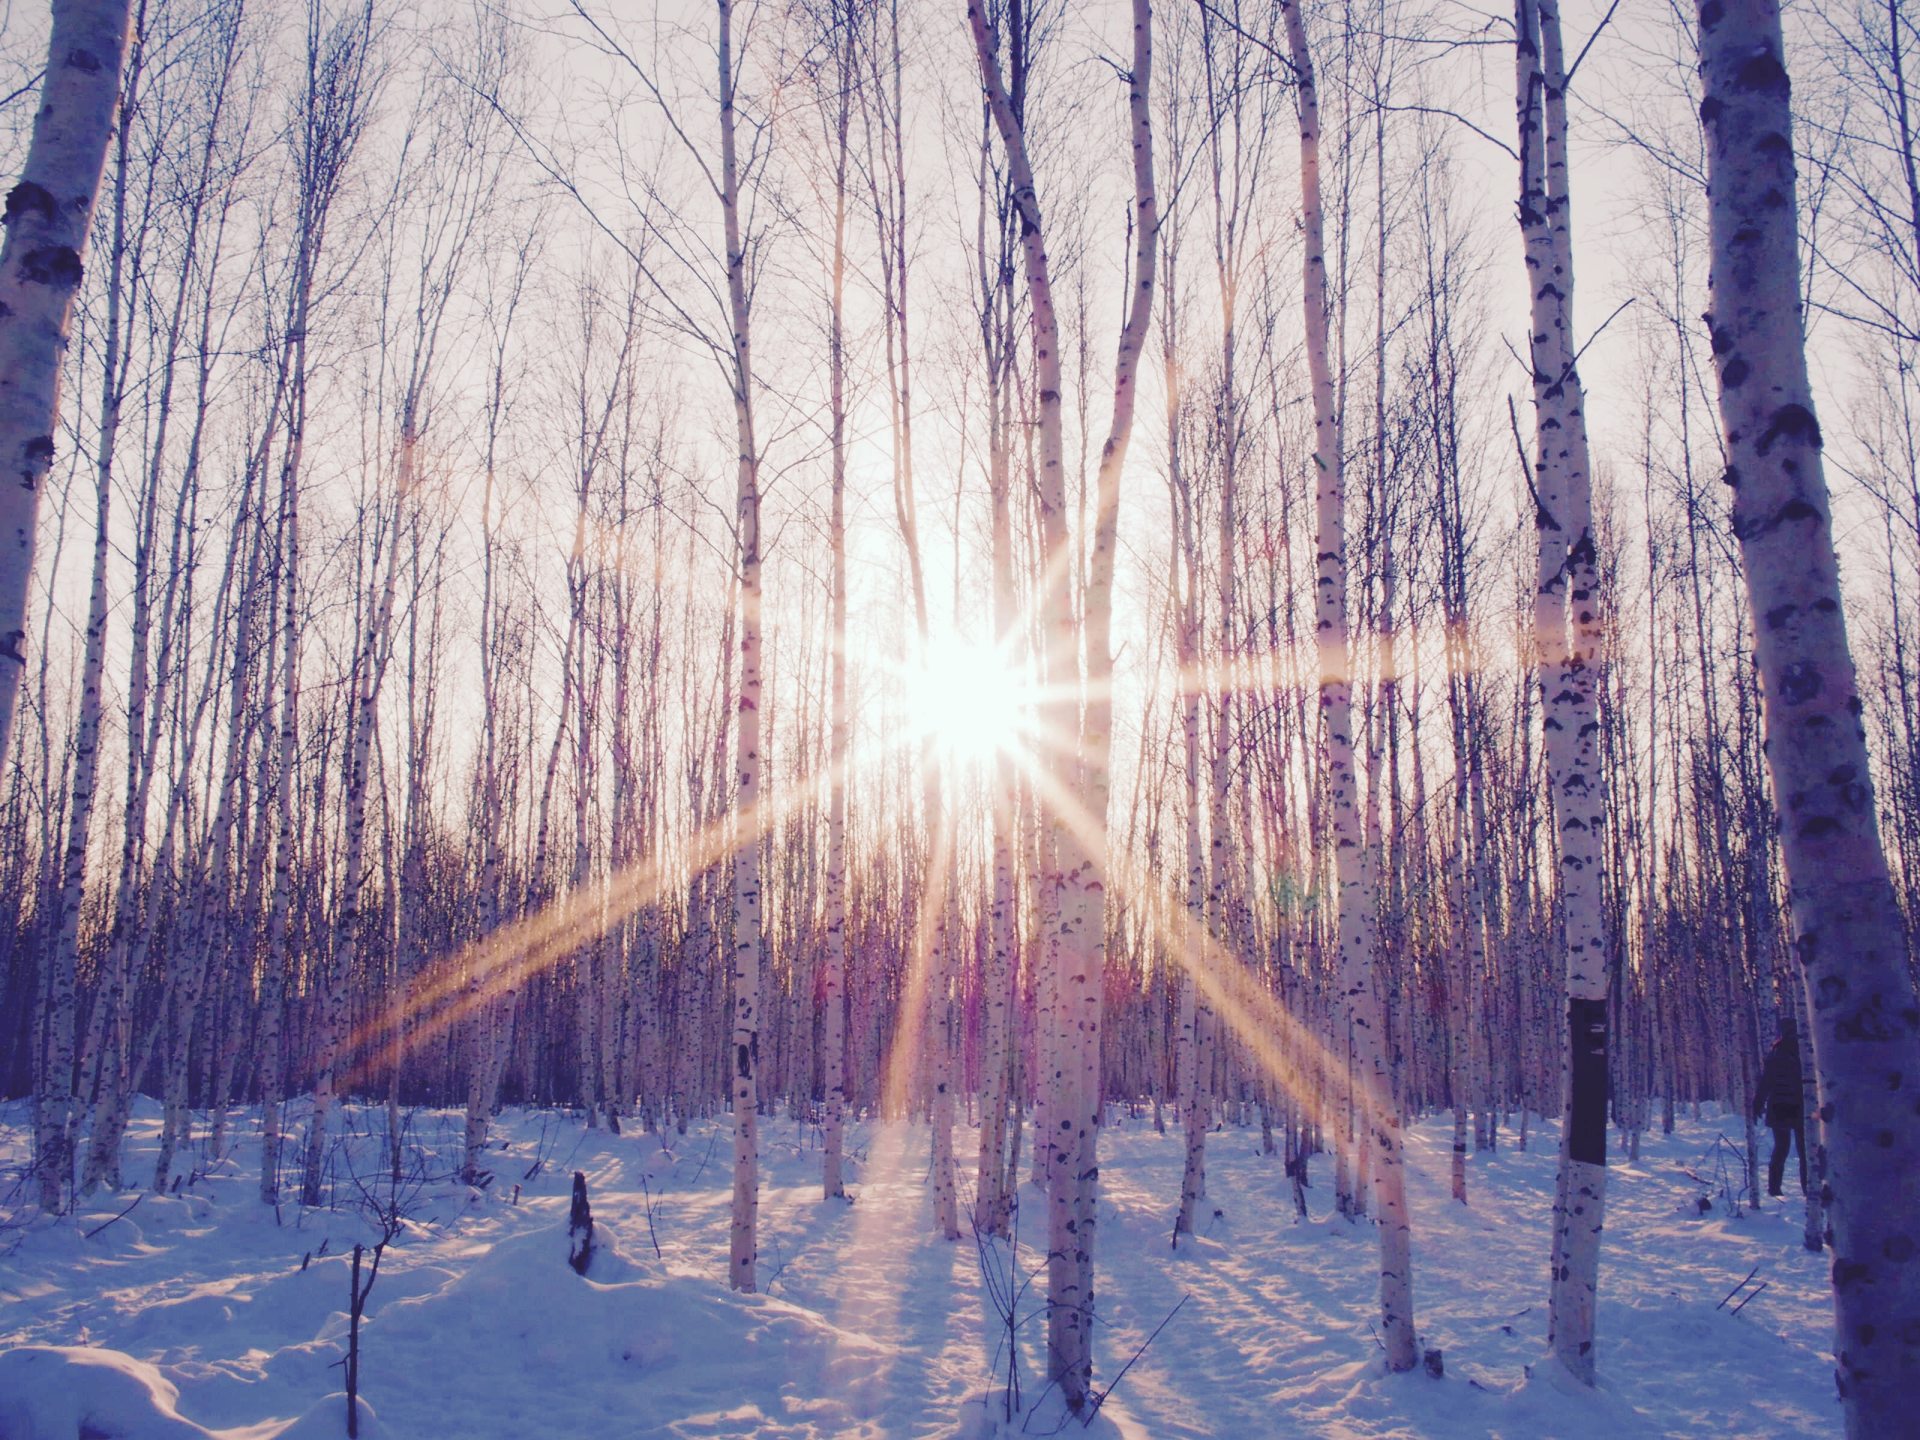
0 0 135 789
1698 1 1920 1427
803 0 857 1205
968 0 1157 1404
1281 0 1418 1373
971 75 1023 1234
1513 0 1612 1383
716 0 767 1295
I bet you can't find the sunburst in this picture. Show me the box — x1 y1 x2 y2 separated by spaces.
900 631 1035 767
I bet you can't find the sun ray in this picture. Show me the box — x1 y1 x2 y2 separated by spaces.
880 786 957 1121
1004 741 1406 1168
345 725 921 1089
351 559 1419 1198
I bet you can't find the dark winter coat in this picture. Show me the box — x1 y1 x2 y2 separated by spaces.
1752 1039 1803 1126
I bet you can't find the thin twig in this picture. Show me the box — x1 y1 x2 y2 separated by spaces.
640 1176 663 1259
1086 1294 1190 1423
0 69 45 111
1507 393 1550 528
687 1129 722 1189
1564 0 1624 89
1378 100 1518 159
1730 1281 1769 1317
1563 297 1635 380
1716 1265 1760 1310
83 1192 145 1241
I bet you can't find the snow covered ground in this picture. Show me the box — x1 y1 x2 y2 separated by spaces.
0 1099 1837 1438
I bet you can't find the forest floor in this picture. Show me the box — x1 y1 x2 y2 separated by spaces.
0 1098 1836 1438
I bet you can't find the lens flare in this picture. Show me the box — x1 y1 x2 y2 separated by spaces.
901 633 1032 766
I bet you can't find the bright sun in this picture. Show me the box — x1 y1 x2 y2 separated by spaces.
901 634 1031 766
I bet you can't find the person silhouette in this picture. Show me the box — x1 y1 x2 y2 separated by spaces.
1751 1019 1808 1198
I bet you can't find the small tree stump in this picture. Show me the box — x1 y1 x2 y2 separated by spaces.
568 1171 594 1276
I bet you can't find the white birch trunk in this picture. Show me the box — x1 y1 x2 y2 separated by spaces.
1514 0 1612 1382
27 13 138 1210
1283 0 1418 1372
967 0 1155 1403
974 117 1021 1238
303 427 408 1206
258 447 301 1205
1697 2 1920 1426
926 774 959 1240
1174 481 1211 1239
82 8 239 1193
821 9 852 1200
719 0 764 1295
0 0 134 776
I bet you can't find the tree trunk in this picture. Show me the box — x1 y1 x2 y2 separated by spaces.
1697 2 1920 1427
1283 0 1418 1373
719 0 764 1295
967 0 1155 1404
820 5 852 1199
0 0 135 772
1514 0 1612 1383
27 8 140 1211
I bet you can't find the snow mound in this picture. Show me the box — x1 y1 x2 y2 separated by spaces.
269 1393 385 1440
0 1345 214 1440
361 1220 894 1435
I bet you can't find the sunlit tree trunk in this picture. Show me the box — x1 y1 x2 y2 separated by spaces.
0 0 134 781
269 0 378 1208
1697 2 1920 1427
1067 0 1156 1353
1283 0 1417 1372
719 0 765 1295
819 0 854 1201
969 0 1156 1402
163 530 262 1191
1512 0 1612 1382
970 0 1071 1378
1175 488 1213 1239
27 10 141 1212
259 382 303 1207
93 2 245 1189
1164 172 1212 1233
302 424 408 1202
973 75 1022 1240
861 0 957 1240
